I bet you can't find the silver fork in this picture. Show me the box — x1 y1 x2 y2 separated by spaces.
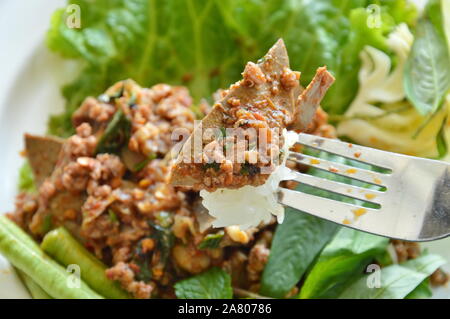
278 133 450 242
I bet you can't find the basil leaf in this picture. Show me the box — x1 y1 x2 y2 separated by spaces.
404 19 450 116
260 209 338 298
198 231 224 250
174 267 232 299
405 279 432 299
299 227 389 299
339 254 446 299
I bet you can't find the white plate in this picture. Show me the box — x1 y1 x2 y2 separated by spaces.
0 0 449 299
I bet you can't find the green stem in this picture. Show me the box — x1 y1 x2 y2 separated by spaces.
16 268 52 299
41 227 130 299
0 216 102 299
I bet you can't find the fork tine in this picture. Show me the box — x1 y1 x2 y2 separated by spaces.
289 170 383 205
296 133 397 170
289 152 388 187
278 187 378 226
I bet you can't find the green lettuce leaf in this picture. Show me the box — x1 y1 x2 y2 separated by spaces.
339 253 446 299
47 0 417 137
174 267 232 299
299 227 389 298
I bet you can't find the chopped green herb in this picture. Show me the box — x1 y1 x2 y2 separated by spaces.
95 110 132 154
219 127 226 139
133 153 157 172
240 162 260 176
198 231 224 250
203 162 220 171
108 209 118 223
149 219 174 267
132 239 153 282
132 217 174 283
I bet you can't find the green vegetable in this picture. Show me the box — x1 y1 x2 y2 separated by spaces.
46 0 417 137
404 19 450 116
108 209 118 223
41 227 129 299
0 216 41 251
323 7 388 114
132 153 156 172
174 267 232 299
299 228 389 298
150 220 174 267
16 268 52 299
18 161 36 193
240 162 260 176
131 238 153 283
198 231 224 250
95 109 132 154
339 253 446 298
132 219 175 282
260 210 338 298
0 216 102 299
406 279 432 299
203 162 220 171
426 0 446 40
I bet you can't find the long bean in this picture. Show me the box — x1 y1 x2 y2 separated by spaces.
0 216 103 299
0 216 41 250
16 268 52 299
41 227 130 299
